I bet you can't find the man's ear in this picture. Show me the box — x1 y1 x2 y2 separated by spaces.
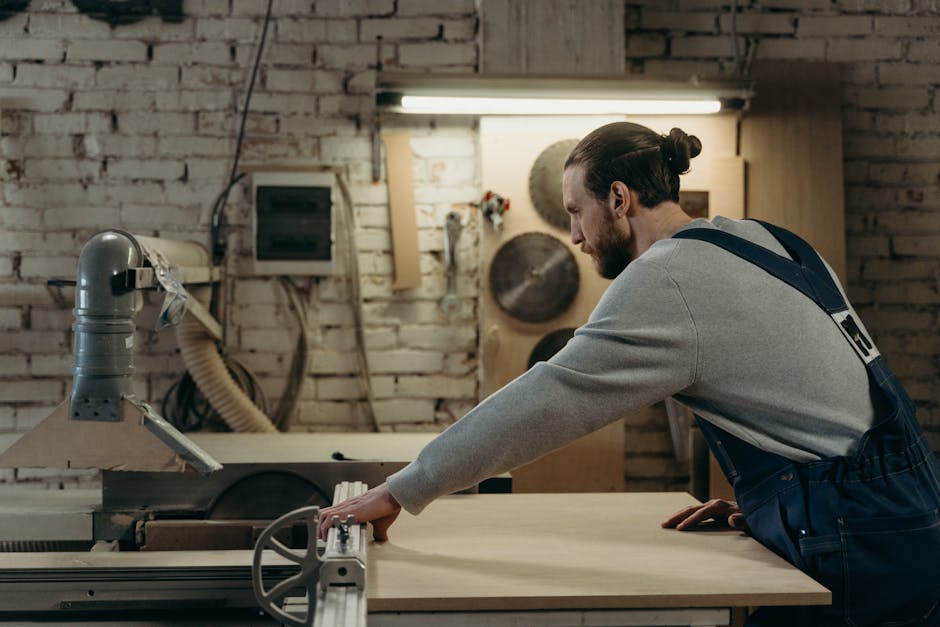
609 181 631 218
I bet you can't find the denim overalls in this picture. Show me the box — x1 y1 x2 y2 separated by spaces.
673 221 940 627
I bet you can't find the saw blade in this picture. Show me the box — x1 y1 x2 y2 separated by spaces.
529 138 580 231
206 471 330 520
489 232 579 323
527 327 577 368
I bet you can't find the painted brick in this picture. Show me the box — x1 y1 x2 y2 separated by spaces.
625 33 667 57
67 40 148 62
856 87 929 110
308 350 358 375
837 0 913 11
874 16 940 36
107 158 185 181
265 69 344 93
827 37 904 62
908 39 940 63
641 11 717 32
442 18 476 40
27 13 111 38
0 379 62 402
641 59 726 78
179 66 242 88
847 234 892 256
14 63 95 89
158 90 234 112
754 37 826 60
893 235 940 257
0 38 64 61
753 0 830 9
0 356 28 377
397 0 475 15
96 65 179 89
670 34 742 57
866 163 940 186
153 42 231 65
398 42 476 66
18 255 79 279
44 206 122 229
317 44 380 69
231 0 311 14
72 90 155 111
395 375 475 398
0 87 70 113
367 349 443 374
718 12 796 34
362 17 442 41
878 62 940 85
314 0 395 17
120 112 196 134
373 398 435 425
28 354 71 377
798 15 873 37
0 308 21 331
107 17 195 41
196 17 258 41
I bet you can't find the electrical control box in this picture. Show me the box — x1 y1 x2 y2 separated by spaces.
251 171 335 275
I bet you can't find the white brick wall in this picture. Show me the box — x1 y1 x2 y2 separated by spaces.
0 1 938 493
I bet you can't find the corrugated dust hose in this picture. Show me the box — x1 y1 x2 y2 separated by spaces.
175 286 276 433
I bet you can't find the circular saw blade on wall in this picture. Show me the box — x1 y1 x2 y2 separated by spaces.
527 327 577 369
529 138 580 231
489 232 580 323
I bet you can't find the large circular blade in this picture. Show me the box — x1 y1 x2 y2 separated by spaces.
489 232 579 323
527 327 577 368
529 138 580 231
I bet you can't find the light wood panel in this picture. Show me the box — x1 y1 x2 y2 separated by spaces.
740 61 846 282
480 0 625 74
369 492 830 612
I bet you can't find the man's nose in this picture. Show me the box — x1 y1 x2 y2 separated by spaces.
570 218 583 245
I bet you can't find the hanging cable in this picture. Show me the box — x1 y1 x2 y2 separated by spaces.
209 0 274 266
335 172 381 432
730 0 741 78
269 277 312 431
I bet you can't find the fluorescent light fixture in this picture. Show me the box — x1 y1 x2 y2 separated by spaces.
398 95 723 116
376 72 750 117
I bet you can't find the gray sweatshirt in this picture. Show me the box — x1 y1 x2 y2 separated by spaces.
387 217 876 515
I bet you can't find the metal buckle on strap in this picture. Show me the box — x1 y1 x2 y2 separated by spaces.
831 311 879 364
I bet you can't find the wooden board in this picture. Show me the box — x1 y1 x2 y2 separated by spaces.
480 0 625 74
0 400 189 472
383 131 422 290
369 492 830 612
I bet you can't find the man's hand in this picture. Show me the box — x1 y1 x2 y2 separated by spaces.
661 498 747 531
316 482 402 542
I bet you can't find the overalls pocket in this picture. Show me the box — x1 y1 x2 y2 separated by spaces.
840 508 940 627
744 490 807 571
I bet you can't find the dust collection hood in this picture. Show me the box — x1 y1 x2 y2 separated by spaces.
375 72 752 116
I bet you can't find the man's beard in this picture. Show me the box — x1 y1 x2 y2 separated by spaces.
590 221 632 280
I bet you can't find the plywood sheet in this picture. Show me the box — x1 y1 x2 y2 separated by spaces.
383 131 421 290
369 492 830 611
740 61 846 282
481 0 625 74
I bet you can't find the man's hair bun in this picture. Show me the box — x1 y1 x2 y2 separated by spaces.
661 128 702 174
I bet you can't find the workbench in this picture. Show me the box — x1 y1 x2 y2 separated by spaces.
0 491 829 626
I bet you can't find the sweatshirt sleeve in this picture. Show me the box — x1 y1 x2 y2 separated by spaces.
387 251 698 514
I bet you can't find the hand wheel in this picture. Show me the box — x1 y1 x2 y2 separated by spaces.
252 505 322 626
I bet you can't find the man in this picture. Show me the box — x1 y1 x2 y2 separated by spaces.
318 122 940 626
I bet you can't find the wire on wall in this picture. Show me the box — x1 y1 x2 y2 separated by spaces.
336 173 381 433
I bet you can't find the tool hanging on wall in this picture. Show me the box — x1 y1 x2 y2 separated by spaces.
480 190 511 231
440 211 463 316
529 138 579 231
489 232 580 323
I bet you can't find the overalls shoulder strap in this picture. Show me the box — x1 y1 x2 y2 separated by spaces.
672 220 880 365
